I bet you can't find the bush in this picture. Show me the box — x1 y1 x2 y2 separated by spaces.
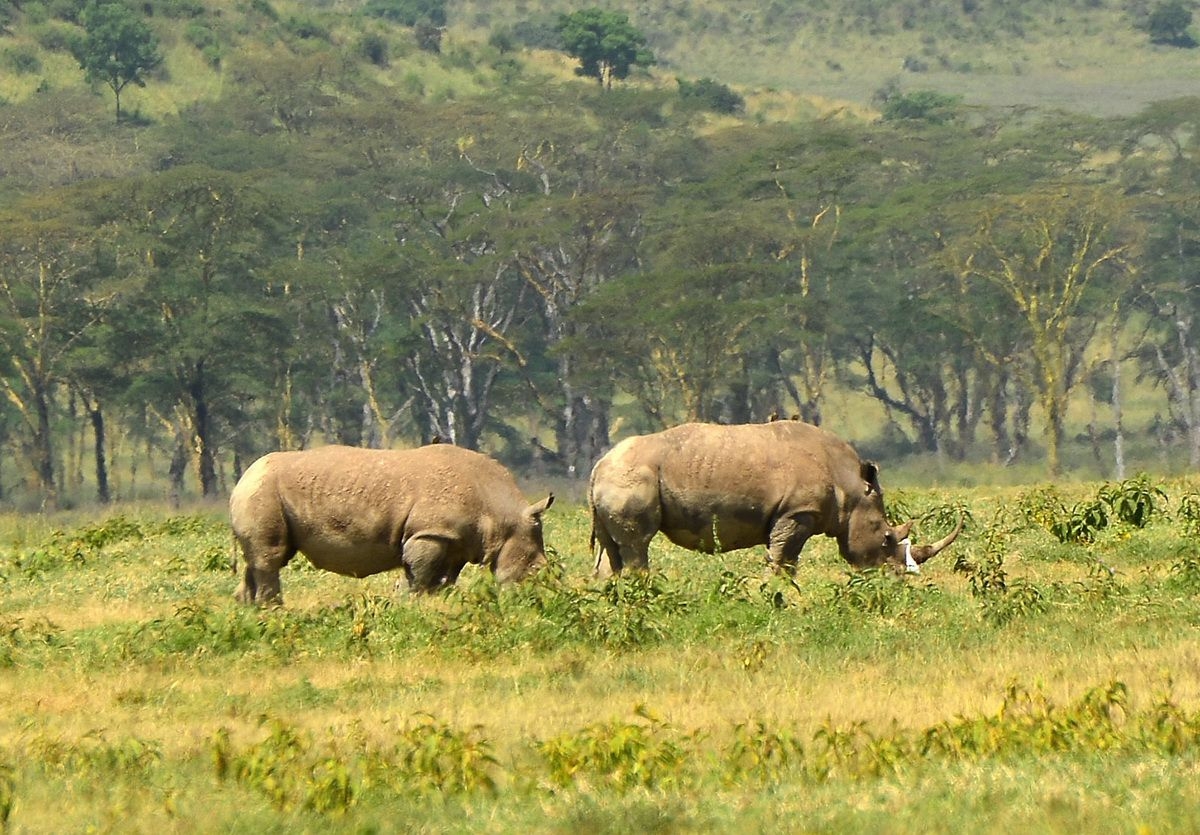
4 45 42 74
358 32 389 66
285 15 331 41
362 0 445 26
508 16 563 50
33 21 77 51
677 77 745 114
880 89 961 123
1142 0 1195 46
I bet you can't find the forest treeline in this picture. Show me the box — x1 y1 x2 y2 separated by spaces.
2 0 1200 507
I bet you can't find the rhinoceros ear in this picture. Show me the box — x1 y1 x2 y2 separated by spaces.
860 461 882 495
526 494 554 519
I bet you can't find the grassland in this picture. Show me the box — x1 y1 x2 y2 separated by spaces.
2 476 1200 832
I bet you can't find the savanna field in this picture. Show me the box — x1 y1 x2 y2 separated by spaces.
3 477 1200 833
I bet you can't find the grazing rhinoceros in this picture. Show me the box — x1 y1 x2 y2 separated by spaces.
230 444 554 604
588 421 960 577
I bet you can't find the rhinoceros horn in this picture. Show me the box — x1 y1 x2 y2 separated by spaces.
907 513 965 566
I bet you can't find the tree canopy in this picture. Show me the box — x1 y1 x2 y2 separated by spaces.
70 1 162 121
557 8 655 89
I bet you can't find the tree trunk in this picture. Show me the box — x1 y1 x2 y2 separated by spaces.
33 382 57 509
189 365 218 497
89 402 110 504
1110 318 1126 480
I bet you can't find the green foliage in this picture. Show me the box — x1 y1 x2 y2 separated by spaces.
556 7 654 88
183 22 221 66
212 713 498 814
4 44 42 74
676 77 744 114
358 31 389 66
69 0 163 119
1178 488 1200 536
1048 476 1167 543
0 760 11 830
362 0 445 27
724 720 803 785
829 569 933 617
1050 498 1110 544
284 14 330 41
880 88 961 123
537 705 690 792
28 730 162 778
1142 0 1195 45
953 520 1046 625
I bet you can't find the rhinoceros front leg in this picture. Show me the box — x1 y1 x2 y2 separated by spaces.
402 535 457 593
766 512 817 577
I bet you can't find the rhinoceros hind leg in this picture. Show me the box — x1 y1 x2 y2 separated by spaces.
233 536 290 606
592 523 624 578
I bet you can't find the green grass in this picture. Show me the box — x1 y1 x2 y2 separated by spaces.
2 479 1200 830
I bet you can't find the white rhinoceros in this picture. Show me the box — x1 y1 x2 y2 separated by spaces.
589 421 960 577
230 444 553 604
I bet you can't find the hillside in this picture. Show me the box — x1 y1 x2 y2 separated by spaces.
2 0 1200 506
450 0 1200 117
1 0 1197 123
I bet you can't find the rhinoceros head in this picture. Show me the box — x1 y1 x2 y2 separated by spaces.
840 462 962 571
492 494 555 583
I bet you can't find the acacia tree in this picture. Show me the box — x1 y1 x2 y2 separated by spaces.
951 188 1139 475
71 1 162 121
557 8 654 89
121 167 289 498
0 190 128 506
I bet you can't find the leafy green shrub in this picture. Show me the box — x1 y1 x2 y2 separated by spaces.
537 706 690 792
76 514 144 550
211 719 334 813
212 713 498 814
0 760 11 830
358 32 389 66
362 0 445 26
1177 489 1200 536
378 715 499 795
953 521 1046 625
248 0 278 20
508 16 562 49
880 89 961 123
1016 485 1066 530
829 569 929 617
4 45 43 74
1099 475 1166 528
28 731 161 778
285 15 330 41
725 719 804 784
1047 476 1166 543
1167 550 1200 592
677 77 744 114
153 0 205 19
184 22 218 51
33 21 77 51
1050 499 1109 544
1141 0 1195 45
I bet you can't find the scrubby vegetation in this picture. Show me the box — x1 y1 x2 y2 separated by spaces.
2 479 1200 830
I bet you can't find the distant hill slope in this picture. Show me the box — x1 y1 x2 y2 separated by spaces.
0 0 1195 127
450 0 1200 117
